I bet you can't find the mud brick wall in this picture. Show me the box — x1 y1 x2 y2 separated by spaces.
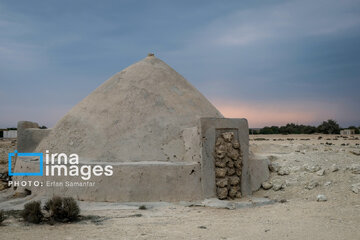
214 131 242 199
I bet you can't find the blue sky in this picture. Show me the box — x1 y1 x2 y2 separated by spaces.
1 0 359 128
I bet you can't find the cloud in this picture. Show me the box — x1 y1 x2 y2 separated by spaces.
162 0 360 127
0 0 359 128
203 0 360 47
0 104 72 128
159 0 360 51
0 43 47 72
212 98 347 128
0 5 47 71
0 3 84 72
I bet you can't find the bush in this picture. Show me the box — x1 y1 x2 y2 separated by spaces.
139 205 147 210
44 196 80 222
62 197 80 221
257 120 342 135
317 119 340 134
22 201 43 224
0 210 6 224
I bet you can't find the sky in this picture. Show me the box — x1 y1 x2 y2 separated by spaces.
0 0 359 128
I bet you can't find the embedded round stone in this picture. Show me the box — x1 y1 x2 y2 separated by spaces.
216 137 225 146
216 178 228 188
236 168 242 176
228 149 240 160
227 159 234 168
215 145 227 159
228 187 238 198
215 158 227 168
215 168 227 178
227 168 236 176
234 160 242 169
229 176 240 185
222 132 234 142
217 187 228 199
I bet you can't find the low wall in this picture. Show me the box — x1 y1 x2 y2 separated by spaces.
3 130 17 138
248 156 270 191
17 121 51 152
12 158 203 202
13 118 269 202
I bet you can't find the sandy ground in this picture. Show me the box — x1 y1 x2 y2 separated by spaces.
0 135 359 240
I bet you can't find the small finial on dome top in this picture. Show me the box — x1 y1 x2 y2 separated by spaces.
148 53 154 57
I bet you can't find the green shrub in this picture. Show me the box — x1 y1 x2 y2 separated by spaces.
318 120 340 134
44 196 62 215
139 205 147 210
44 196 80 222
62 197 80 221
22 201 43 224
256 120 343 135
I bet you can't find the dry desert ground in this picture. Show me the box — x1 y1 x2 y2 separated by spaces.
0 134 359 240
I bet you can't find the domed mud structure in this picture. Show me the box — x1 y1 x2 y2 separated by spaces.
13 54 267 202
36 54 223 162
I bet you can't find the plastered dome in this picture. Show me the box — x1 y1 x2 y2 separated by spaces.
36 54 222 162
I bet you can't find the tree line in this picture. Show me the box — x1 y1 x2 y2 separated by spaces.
251 119 360 135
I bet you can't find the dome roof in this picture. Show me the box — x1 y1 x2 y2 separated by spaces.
36 54 223 162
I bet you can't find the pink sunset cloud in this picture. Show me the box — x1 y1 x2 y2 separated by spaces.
212 99 341 128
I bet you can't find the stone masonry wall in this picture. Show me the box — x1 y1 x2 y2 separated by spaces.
214 131 242 199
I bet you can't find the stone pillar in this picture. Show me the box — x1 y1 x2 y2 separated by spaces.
200 118 251 199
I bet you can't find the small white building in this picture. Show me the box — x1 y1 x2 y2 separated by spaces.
1 130 17 138
340 129 356 135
